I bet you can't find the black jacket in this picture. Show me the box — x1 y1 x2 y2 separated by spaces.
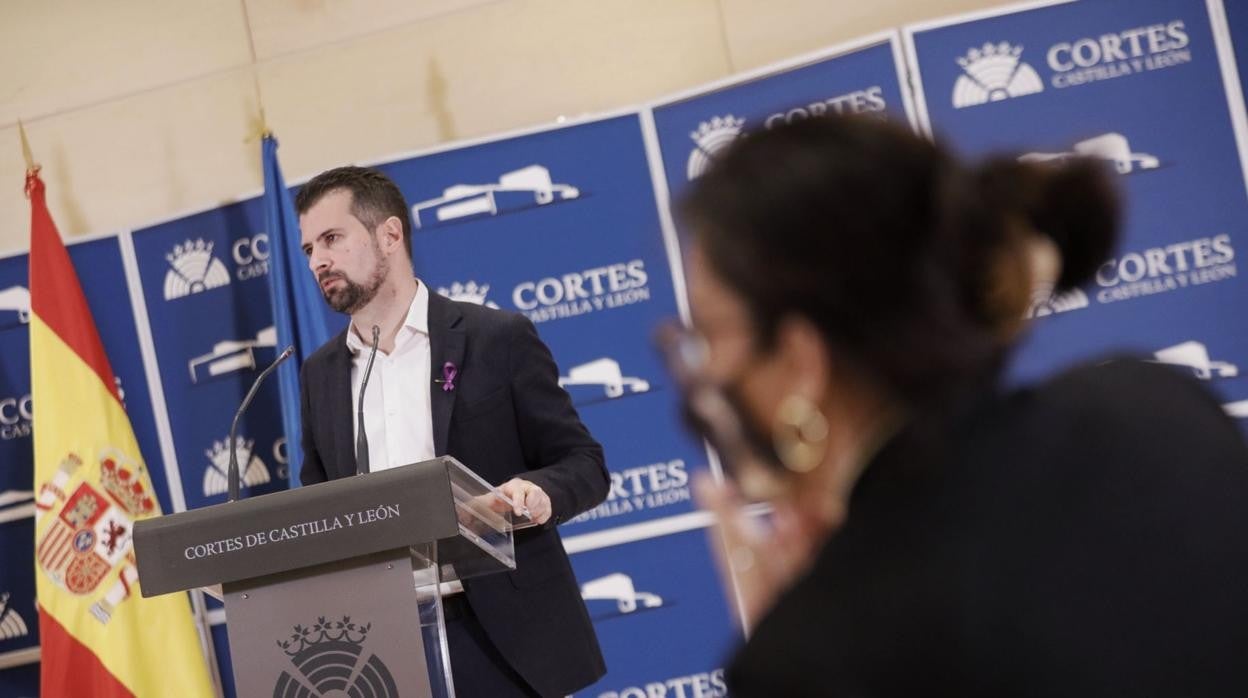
729 359 1248 696
299 291 609 697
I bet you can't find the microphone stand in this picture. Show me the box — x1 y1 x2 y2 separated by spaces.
228 346 294 502
356 325 381 475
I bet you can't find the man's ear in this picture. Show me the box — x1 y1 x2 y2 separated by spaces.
378 216 404 253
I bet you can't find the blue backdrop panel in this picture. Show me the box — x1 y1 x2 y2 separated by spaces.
570 527 739 697
907 0 1248 417
130 201 328 512
652 34 913 210
0 236 173 663
374 114 707 535
0 661 37 697
0 517 36 659
0 255 42 663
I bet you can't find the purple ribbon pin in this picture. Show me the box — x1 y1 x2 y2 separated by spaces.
440 361 457 392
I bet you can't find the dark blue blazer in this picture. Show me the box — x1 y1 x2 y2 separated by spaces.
299 291 609 696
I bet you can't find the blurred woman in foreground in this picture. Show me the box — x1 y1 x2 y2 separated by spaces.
666 115 1248 696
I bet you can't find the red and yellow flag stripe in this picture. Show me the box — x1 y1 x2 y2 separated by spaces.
28 170 214 697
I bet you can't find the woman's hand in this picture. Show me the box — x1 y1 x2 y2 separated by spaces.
694 472 824 632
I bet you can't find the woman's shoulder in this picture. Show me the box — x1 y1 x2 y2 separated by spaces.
1009 355 1239 448
1036 355 1222 407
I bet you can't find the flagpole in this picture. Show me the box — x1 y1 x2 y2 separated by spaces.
18 119 39 176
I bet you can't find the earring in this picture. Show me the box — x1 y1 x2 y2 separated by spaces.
772 394 829 474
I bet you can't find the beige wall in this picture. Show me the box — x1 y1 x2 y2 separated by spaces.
0 0 1012 255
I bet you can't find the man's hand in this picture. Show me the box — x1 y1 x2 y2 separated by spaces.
498 478 553 525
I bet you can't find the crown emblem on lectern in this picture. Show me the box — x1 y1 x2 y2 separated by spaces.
274 616 399 697
277 616 372 656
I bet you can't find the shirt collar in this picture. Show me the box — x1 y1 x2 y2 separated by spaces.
345 279 429 354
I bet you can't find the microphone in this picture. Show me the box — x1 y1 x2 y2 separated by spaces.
356 325 381 475
228 345 294 502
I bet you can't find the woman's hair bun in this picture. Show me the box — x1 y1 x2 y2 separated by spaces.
975 155 1121 290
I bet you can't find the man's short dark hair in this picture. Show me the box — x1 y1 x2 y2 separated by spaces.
295 166 413 257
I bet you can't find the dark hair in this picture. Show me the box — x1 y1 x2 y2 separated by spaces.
974 156 1119 291
680 115 1119 408
295 166 413 257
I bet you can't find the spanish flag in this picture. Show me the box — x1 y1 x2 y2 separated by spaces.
26 164 215 696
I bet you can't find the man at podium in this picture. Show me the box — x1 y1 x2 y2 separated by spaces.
294 166 609 697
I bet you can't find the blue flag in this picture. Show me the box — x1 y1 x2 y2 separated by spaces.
262 134 330 487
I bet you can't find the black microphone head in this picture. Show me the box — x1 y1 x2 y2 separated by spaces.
371 325 380 343
279 345 295 361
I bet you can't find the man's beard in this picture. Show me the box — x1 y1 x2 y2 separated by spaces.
319 244 388 314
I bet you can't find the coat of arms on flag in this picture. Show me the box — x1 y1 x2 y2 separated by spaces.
35 449 153 623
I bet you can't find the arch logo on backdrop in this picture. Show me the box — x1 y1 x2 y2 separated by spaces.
952 20 1192 109
0 593 28 641
684 86 888 180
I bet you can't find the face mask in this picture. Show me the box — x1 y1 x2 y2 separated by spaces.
657 323 787 499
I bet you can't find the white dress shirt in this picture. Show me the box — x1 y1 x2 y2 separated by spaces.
347 280 436 473
346 282 462 595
